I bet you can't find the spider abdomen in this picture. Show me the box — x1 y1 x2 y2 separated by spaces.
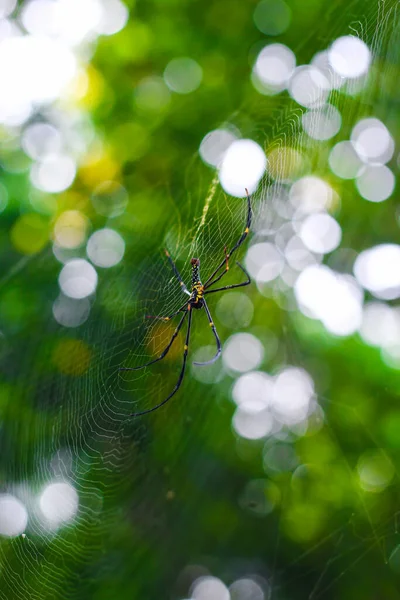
190 298 204 309
190 281 204 308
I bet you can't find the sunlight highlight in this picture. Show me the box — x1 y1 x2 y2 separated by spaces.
86 228 125 268
295 265 363 335
219 139 267 197
39 482 79 528
59 259 98 299
0 494 28 537
354 245 400 299
252 43 296 94
199 129 237 168
328 36 371 78
223 333 264 372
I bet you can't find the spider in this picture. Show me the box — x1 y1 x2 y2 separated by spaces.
120 189 252 416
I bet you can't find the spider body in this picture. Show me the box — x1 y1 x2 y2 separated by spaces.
190 291 204 309
189 259 204 308
120 190 253 416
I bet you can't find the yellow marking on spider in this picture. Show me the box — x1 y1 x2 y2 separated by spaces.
165 250 170 257
180 282 184 286
184 345 188 350
245 227 249 233
193 283 204 295
209 322 214 327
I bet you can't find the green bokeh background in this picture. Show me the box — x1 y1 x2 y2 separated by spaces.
1 0 400 598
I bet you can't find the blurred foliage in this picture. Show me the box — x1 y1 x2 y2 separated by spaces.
1 0 400 599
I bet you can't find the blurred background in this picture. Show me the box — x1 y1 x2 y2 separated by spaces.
1 0 400 598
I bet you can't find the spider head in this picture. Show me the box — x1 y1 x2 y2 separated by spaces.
191 258 200 266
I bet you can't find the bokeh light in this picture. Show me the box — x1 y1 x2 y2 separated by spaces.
239 479 280 516
0 35 76 110
288 66 330 108
54 210 88 249
22 123 62 160
97 0 129 36
31 154 76 193
10 213 48 254
359 302 400 349
290 176 335 213
59 259 98 299
263 442 298 472
253 0 291 36
328 141 363 179
164 57 203 94
381 344 400 370
229 578 265 600
245 242 284 283
233 406 274 440
284 235 319 272
199 129 237 168
0 494 28 537
328 36 371 78
86 228 125 268
53 294 91 328
355 165 395 203
354 244 400 299
223 333 264 372
302 104 341 141
351 117 394 164
252 43 296 94
299 213 342 254
219 139 267 197
232 371 273 413
215 292 254 329
191 576 230 600
39 481 79 527
231 365 319 438
91 181 128 218
357 451 394 493
135 76 170 112
271 367 314 426
20 0 108 46
311 50 345 89
295 265 363 335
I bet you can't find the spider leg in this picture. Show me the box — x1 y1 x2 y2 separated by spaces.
193 299 222 366
120 310 188 372
165 249 191 296
204 245 231 289
145 301 188 321
130 306 193 416
203 189 252 289
204 261 251 295
204 258 230 290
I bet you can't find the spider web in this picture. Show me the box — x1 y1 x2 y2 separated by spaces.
1 0 400 598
